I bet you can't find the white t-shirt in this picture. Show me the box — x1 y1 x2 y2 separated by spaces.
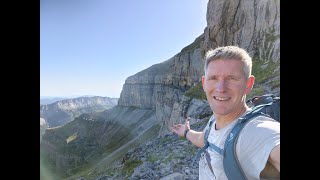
199 113 280 180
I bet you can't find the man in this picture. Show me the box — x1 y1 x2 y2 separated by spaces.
171 46 280 179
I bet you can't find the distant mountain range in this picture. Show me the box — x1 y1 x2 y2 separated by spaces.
40 97 71 105
40 95 113 105
40 96 118 127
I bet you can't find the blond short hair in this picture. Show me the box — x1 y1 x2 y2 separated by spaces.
204 46 252 78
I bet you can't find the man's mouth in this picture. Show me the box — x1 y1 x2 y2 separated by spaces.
214 96 231 101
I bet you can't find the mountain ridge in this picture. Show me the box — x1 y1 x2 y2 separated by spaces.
40 96 118 127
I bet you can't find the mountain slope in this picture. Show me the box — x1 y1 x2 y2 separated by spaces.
41 106 159 179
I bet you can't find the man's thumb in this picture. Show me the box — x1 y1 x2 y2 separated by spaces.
185 117 190 125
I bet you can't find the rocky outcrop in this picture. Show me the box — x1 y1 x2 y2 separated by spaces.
40 96 118 127
84 117 209 180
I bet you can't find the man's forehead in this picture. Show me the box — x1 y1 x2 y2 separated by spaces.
206 60 245 75
207 60 244 69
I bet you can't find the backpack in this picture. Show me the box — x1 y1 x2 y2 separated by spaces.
193 93 280 179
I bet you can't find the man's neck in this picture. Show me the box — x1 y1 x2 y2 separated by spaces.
215 105 248 130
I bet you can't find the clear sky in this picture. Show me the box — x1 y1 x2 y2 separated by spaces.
40 0 208 98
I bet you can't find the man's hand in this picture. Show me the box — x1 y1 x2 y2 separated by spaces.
171 117 190 137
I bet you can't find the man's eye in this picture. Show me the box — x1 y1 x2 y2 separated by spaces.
227 76 235 80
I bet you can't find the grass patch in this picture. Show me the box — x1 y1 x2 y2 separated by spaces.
259 27 280 62
252 27 280 86
163 153 180 163
185 145 198 155
247 86 265 100
179 136 187 141
147 154 159 163
252 59 279 84
270 78 280 90
66 132 77 143
184 81 206 100
160 136 172 144
122 159 143 175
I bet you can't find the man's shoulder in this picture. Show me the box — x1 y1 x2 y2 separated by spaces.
241 115 280 136
236 116 280 156
250 115 279 125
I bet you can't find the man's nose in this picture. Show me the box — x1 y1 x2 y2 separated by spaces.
216 80 226 92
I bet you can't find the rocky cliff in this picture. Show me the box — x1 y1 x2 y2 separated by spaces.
203 0 280 96
40 0 280 179
118 0 279 137
40 96 118 127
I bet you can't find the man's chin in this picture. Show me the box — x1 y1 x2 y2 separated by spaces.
213 109 231 116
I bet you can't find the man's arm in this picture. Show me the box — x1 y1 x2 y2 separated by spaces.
268 144 280 171
171 117 204 148
185 129 205 148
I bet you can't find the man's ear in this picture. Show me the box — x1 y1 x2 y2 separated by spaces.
245 75 255 94
202 75 206 92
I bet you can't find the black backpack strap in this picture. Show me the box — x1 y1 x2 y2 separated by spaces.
246 94 277 106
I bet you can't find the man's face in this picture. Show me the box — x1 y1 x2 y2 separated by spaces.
202 59 254 116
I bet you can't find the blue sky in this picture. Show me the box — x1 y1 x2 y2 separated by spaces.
40 0 208 98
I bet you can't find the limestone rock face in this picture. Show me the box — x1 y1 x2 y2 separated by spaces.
118 48 204 109
118 47 205 137
203 0 280 63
